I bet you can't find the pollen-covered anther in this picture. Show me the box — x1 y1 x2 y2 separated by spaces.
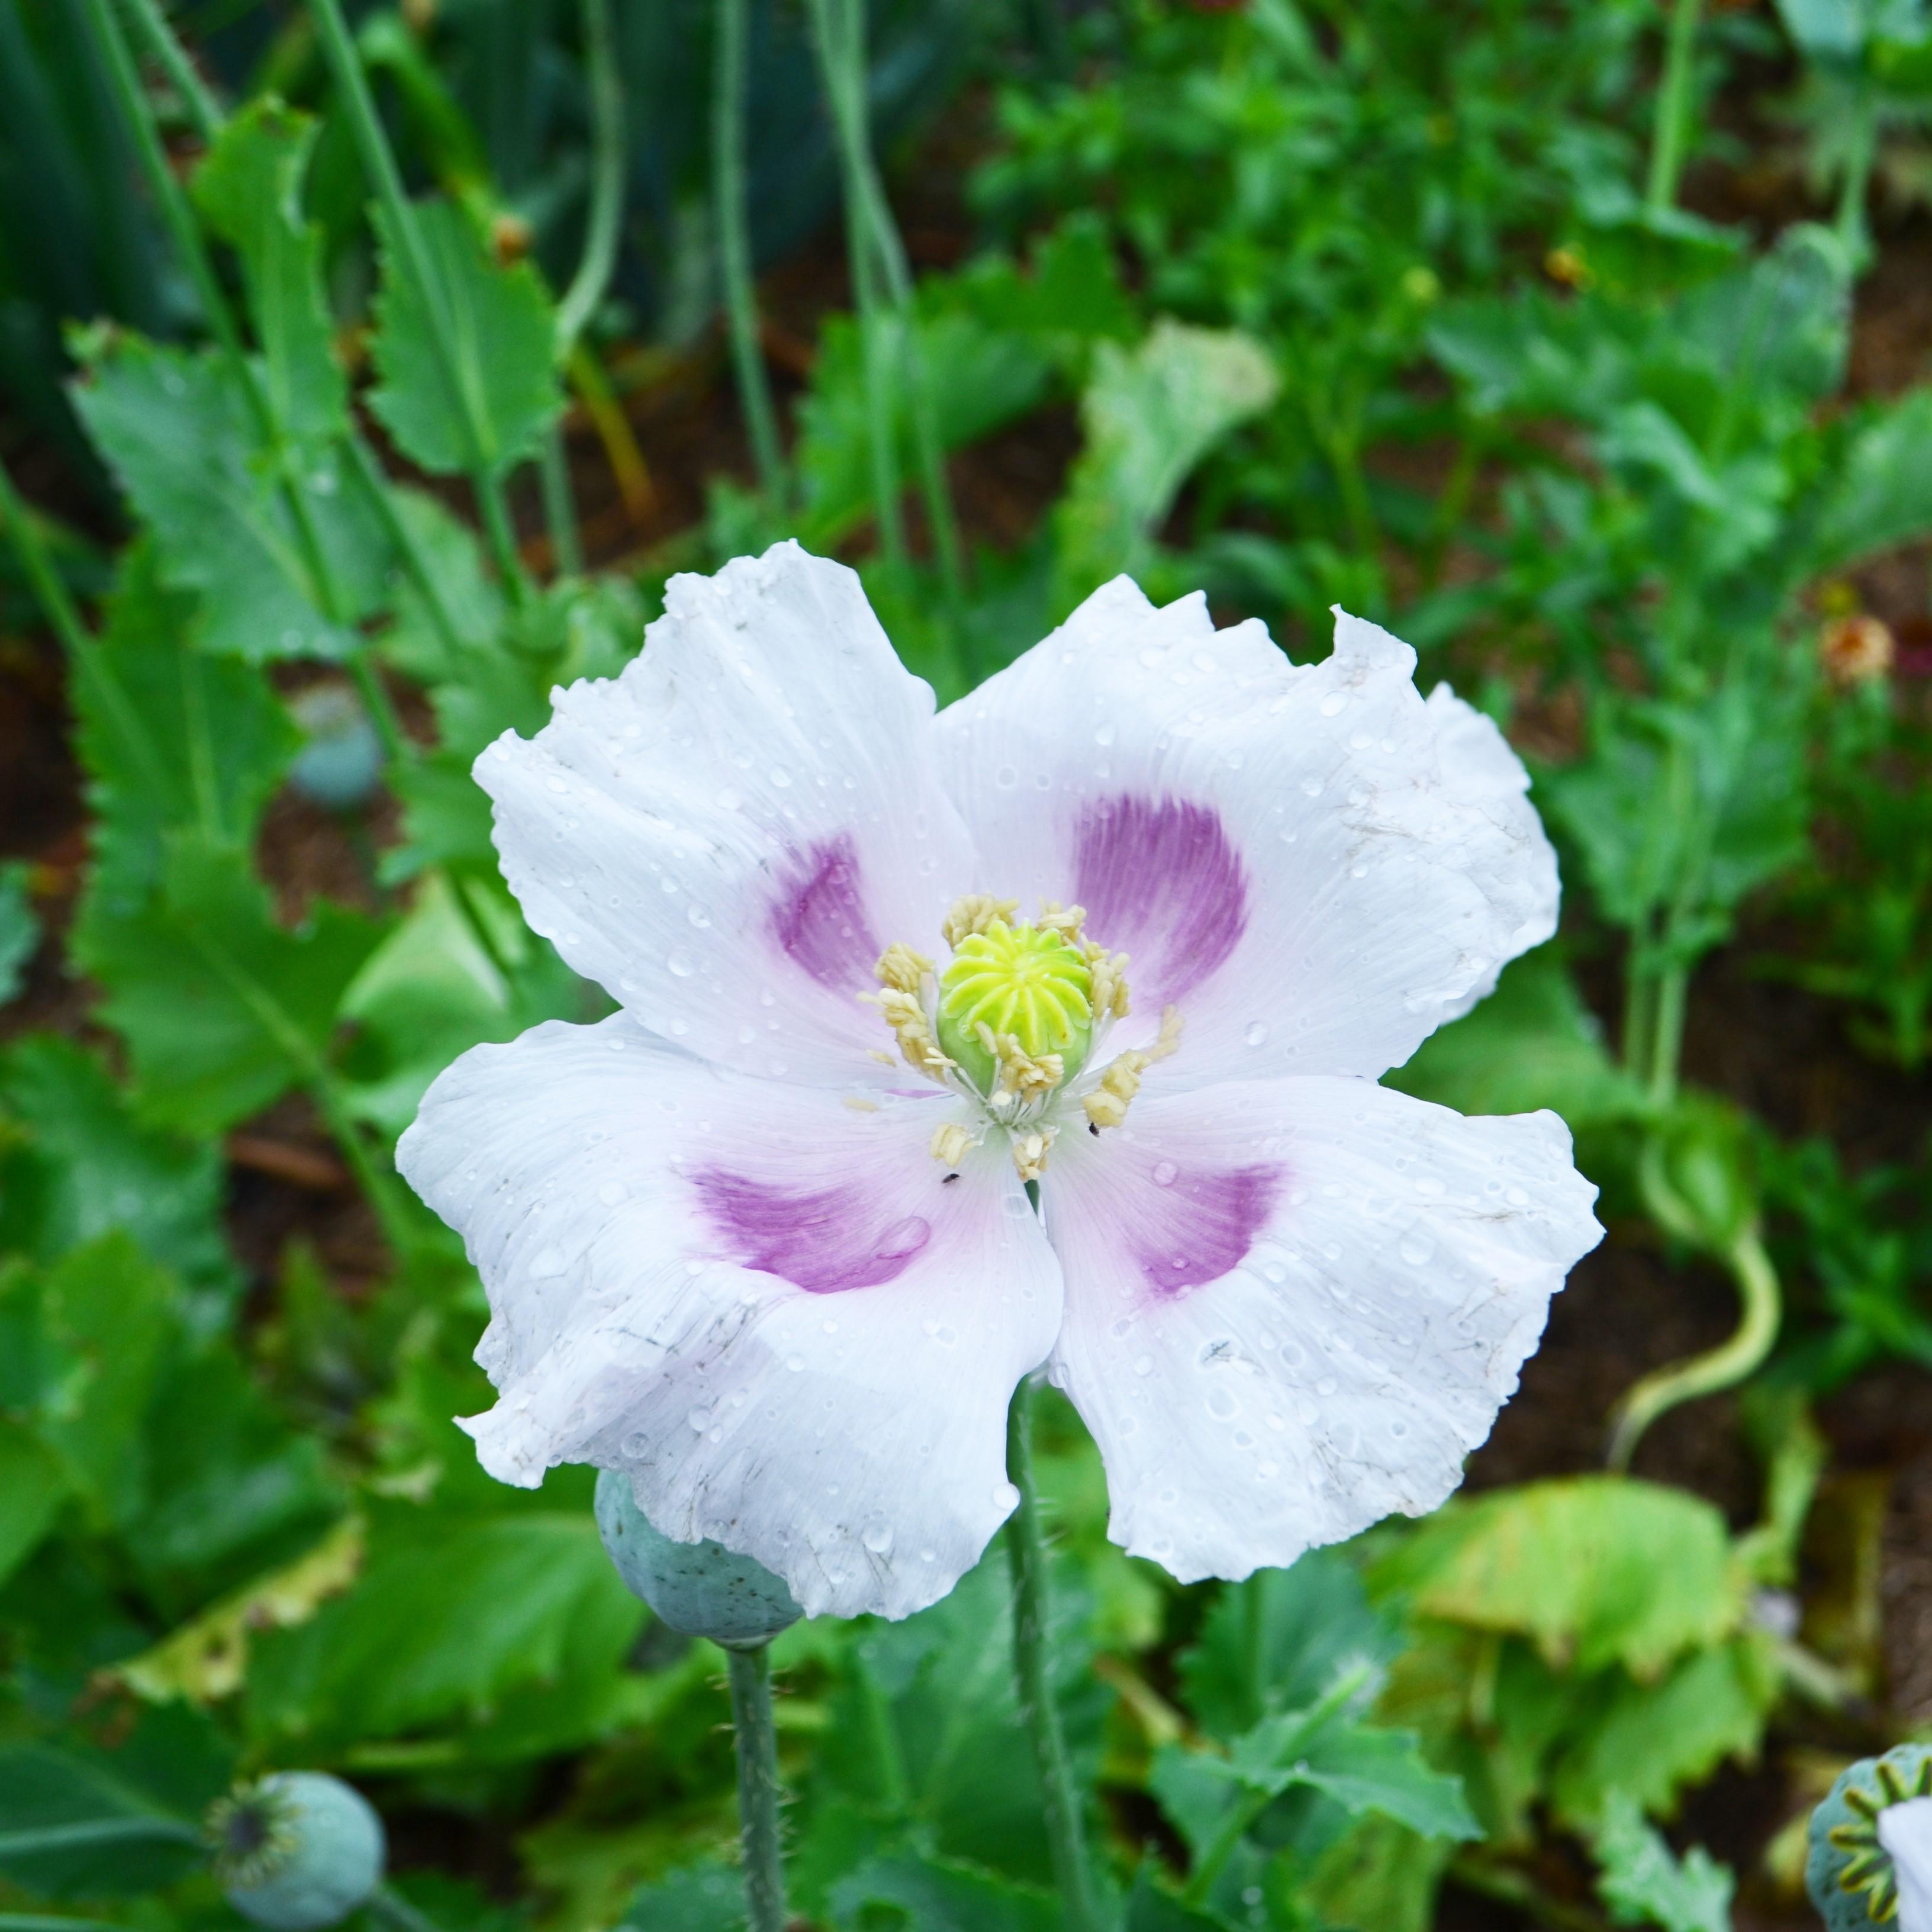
975 1023 1064 1103
930 1122 973 1168
874 942 934 994
1037 900 1087 942
1083 1005 1184 1132
1084 944 1132 1021
942 894 1020 948
861 987 953 1079
1013 1126 1057 1183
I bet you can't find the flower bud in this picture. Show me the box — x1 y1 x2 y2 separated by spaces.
594 1468 802 1648
1809 1743 1932 1931
209 1773 385 1932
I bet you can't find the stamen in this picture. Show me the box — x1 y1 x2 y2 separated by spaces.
974 1023 1064 1103
874 942 933 994
861 987 954 1079
1012 1127 1056 1183
942 894 1020 948
1083 1005 1184 1131
1037 900 1086 942
930 1122 973 1168
1084 943 1132 1021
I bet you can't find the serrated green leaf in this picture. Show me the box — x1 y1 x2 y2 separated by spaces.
1302 1813 1454 1932
0 1035 237 1301
0 1422 66 1590
1593 1790 1735 1931
80 835 389 1137
1386 949 1647 1130
1178 1553 1401 1743
1051 320 1278 615
1370 1477 1743 1677
827 1853 1061 1932
244 1503 643 1754
66 544 295 916
192 98 346 443
368 198 562 475
616 1860 746 1932
1808 387 1932 574
0 861 35 1004
70 337 385 661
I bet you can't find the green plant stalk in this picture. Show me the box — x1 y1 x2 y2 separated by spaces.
537 427 585 577
1835 75 1880 262
1646 0 1705 211
117 0 221 141
1607 1220 1782 1471
368 1885 446 1932
555 0 623 358
304 0 530 605
713 0 791 504
0 1819 203 1856
1004 1377 1105 1932
725 1643 789 1932
1647 959 1689 1107
804 0 910 587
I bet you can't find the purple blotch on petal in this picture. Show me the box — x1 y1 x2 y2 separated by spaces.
768 833 880 992
1133 1164 1280 1297
1073 794 1247 1004
694 1169 931 1294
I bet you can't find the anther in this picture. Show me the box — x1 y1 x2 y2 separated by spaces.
942 894 1021 948
930 1122 973 1168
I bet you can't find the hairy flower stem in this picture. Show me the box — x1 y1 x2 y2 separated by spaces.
725 1643 788 1932
714 0 791 505
1646 0 1704 211
368 1886 447 1932
1005 1378 1105 1932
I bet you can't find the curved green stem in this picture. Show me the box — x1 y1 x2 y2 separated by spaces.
368 1885 447 1932
116 0 221 142
0 1819 201 1857
1646 0 1704 211
555 0 623 356
1606 1221 1782 1471
1835 76 1880 265
714 0 790 504
725 1643 788 1932
1005 1377 1104 1932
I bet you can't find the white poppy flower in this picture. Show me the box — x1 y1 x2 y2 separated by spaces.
398 542 1602 1621
1881 1798 1932 1932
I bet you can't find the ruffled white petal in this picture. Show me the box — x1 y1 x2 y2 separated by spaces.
478 542 976 1086
397 1012 1061 1620
1039 1076 1601 1583
1882 1798 1932 1932
937 585 1560 1084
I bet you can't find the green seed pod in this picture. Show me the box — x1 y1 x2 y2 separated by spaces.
1808 1743 1932 1930
594 1468 802 1648
209 1773 385 1932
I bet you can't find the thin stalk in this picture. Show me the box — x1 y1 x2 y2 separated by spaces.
714 0 790 503
1621 942 1658 1076
1608 1221 1782 1471
368 1886 446 1932
305 0 529 604
804 0 909 585
0 459 171 808
1834 77 1880 263
1646 0 1704 211
1647 959 1689 1107
346 651 410 769
0 1820 202 1856
117 0 221 142
537 426 585 576
725 1644 788 1932
554 0 623 357
1004 1378 1103 1932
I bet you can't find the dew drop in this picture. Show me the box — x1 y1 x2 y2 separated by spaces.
1244 1022 1269 1048
1400 1232 1435 1266
1133 1354 1154 1376
668 949 695 977
786 1354 806 1372
862 1522 894 1555
992 1481 1020 1513
995 765 1019 788
1301 775 1324 797
1319 691 1346 717
1152 1160 1178 1187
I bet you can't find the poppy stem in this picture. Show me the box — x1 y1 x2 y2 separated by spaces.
724 1641 788 1932
1004 1377 1105 1932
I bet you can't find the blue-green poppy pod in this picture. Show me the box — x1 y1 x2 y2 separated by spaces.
1809 1744 1932 1931
209 1772 386 1932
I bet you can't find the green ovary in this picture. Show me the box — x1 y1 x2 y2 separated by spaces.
936 921 1094 1097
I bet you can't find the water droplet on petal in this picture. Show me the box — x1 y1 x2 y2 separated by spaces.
1244 1022 1269 1048
1400 1232 1435 1266
1152 1160 1178 1187
862 1521 894 1555
992 1482 1020 1513
668 949 695 977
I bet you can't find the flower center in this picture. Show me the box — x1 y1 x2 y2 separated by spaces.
936 920 1093 1098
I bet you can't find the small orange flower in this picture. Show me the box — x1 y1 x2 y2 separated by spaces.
1819 613 1895 687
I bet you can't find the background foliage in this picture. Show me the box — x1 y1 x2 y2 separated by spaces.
1 1 1930 1928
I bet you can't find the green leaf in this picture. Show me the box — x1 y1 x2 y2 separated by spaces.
0 1422 67 1590
0 1744 203 1899
1386 949 1647 1130
1051 320 1279 614
0 861 36 1004
192 98 346 443
617 1861 746 1932
70 336 385 661
1302 1814 1455 1932
0 1035 237 1300
244 1502 644 1754
1808 388 1932 574
1122 1868 1235 1932
1548 1635 1780 1827
1177 1553 1400 1742
368 198 563 475
1593 1791 1735 1931
1369 1476 1744 1677
827 1853 1061 1932
80 835 389 1137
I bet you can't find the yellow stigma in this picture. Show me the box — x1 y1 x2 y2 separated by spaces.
937 920 1093 1099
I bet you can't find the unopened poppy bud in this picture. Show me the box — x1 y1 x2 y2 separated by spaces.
594 1468 802 1648
1809 1743 1932 1931
209 1773 385 1932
